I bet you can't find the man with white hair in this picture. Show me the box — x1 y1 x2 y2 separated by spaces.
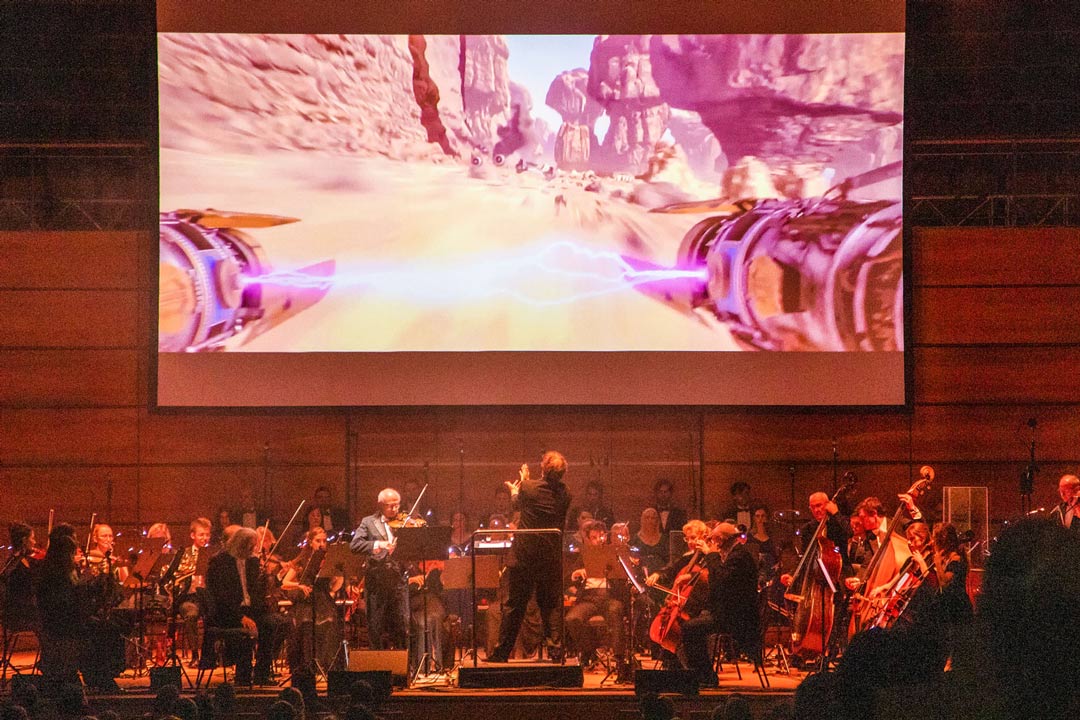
350 488 409 651
204 526 270 685
1050 474 1080 531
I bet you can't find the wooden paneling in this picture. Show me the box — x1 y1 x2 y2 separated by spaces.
0 408 139 465
0 289 139 347
139 412 346 465
915 286 1080 345
911 405 1080 460
915 346 1080 403
0 348 139 406
912 227 1080 287
0 231 143 289
703 412 911 462
0 466 139 524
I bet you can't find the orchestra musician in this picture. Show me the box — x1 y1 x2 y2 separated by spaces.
649 479 689 537
86 524 129 585
82 523 127 691
282 527 343 673
488 451 573 664
644 519 708 666
35 533 85 688
203 527 271 685
680 522 759 688
780 492 853 662
160 517 212 666
307 486 351 539
1050 474 1080 532
564 520 626 669
350 488 409 652
3 522 41 638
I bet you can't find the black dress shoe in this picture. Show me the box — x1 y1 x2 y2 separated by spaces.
486 652 511 663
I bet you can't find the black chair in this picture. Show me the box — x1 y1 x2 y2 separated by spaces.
194 627 252 689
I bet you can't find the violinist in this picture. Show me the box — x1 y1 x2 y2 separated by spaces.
35 533 85 687
448 510 473 557
1050 474 1080 532
3 523 41 637
681 522 759 688
161 517 212 666
283 527 342 673
349 488 409 652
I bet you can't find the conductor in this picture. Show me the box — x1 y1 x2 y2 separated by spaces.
487 451 572 663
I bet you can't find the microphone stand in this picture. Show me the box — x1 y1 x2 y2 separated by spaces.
1020 418 1037 515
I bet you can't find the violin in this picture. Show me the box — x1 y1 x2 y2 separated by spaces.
388 512 427 529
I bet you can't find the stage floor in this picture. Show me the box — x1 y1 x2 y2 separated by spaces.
3 650 800 719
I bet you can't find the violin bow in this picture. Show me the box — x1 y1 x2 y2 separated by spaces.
405 484 428 521
269 500 305 559
86 512 97 555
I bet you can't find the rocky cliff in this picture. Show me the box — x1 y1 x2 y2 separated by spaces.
159 33 512 162
587 35 671 175
649 33 904 195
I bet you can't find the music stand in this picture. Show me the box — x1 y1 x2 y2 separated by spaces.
441 556 499 668
582 544 620 580
393 526 452 682
668 530 688 561
321 544 365 671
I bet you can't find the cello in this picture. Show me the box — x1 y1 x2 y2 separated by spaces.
849 466 934 634
784 472 857 660
648 545 710 654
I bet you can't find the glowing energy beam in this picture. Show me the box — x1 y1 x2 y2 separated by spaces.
241 239 707 307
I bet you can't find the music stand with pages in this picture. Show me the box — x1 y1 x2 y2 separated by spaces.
393 525 452 682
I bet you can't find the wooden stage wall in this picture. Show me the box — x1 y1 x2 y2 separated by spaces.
3 227 1080 533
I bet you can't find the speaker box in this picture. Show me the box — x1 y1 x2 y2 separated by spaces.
326 670 394 699
457 663 584 689
150 666 182 690
346 650 409 687
634 669 700 696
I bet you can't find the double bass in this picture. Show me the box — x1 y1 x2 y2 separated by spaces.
784 472 857 660
849 466 934 634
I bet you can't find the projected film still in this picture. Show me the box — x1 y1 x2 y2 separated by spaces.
157 28 905 406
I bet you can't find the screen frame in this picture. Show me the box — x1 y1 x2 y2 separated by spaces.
150 0 911 412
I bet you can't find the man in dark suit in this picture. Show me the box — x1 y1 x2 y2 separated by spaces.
202 526 272 685
308 485 351 540
1050 474 1080 531
680 522 760 687
650 478 689 539
488 451 573 663
350 488 409 650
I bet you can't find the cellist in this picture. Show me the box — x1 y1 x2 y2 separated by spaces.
644 520 708 666
681 522 759 688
